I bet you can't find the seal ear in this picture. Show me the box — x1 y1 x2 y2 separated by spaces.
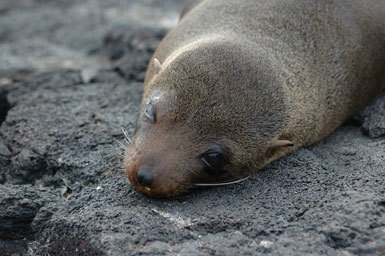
179 0 204 21
269 140 294 148
153 58 163 75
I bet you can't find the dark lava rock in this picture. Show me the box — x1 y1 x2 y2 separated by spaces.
0 185 57 255
103 25 168 82
0 90 11 126
0 0 384 256
0 143 12 157
354 91 385 138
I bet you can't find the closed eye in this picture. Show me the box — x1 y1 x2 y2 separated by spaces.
200 143 227 176
143 101 156 124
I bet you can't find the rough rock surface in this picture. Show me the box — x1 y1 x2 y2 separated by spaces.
0 0 384 255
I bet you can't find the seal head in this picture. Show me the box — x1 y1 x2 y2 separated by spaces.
124 39 292 197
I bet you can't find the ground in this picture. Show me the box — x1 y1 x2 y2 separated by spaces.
0 0 384 255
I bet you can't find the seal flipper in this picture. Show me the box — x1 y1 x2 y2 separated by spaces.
179 0 205 21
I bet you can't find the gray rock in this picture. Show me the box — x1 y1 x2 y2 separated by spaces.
354 91 385 138
0 143 11 156
0 0 384 255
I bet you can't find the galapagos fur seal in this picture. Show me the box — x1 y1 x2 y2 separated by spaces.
123 0 385 197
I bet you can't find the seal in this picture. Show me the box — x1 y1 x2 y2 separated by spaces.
123 0 385 197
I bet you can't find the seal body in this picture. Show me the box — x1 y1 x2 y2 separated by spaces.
124 0 385 197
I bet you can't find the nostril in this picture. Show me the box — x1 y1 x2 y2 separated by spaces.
136 169 153 187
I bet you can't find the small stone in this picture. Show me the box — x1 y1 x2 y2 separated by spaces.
0 78 12 85
20 199 31 205
0 143 12 156
81 67 99 84
259 240 273 248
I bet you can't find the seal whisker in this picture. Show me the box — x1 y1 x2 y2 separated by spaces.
189 176 250 187
121 128 133 145
115 139 128 150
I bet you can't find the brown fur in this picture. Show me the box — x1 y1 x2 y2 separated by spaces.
124 0 385 197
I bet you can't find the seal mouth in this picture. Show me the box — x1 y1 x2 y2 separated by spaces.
185 175 250 187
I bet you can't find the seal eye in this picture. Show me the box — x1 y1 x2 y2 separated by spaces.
143 101 156 124
201 144 226 176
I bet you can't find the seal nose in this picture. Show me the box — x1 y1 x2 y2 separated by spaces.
136 169 153 187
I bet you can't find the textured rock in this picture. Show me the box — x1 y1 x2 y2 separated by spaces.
102 25 168 82
354 91 385 138
0 0 384 255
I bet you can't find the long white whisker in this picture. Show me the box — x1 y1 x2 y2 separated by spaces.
191 176 250 187
121 128 132 144
115 139 127 150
